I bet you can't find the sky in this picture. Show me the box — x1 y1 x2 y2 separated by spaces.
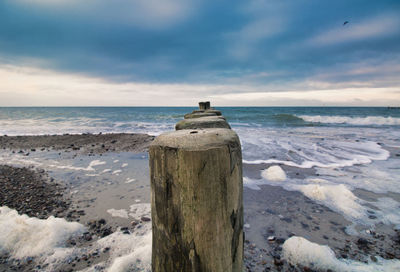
0 0 399 106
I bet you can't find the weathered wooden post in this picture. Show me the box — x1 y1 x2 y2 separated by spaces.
149 104 243 272
198 101 211 110
175 116 231 130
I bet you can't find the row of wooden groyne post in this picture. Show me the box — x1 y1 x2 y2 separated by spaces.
149 102 244 271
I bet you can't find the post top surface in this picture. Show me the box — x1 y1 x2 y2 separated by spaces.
150 128 239 150
180 116 225 123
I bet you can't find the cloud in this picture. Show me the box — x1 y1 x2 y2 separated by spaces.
1 63 399 107
0 0 399 106
227 17 287 60
309 14 400 46
11 0 195 29
209 88 400 107
226 1 288 60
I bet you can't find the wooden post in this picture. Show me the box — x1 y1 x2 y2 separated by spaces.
175 116 230 130
184 112 217 119
199 101 207 110
199 101 211 110
150 128 243 272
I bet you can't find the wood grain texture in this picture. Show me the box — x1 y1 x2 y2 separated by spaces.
150 129 243 272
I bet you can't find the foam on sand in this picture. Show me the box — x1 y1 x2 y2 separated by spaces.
125 178 136 183
107 208 129 219
374 197 400 228
261 165 286 181
87 160 106 170
243 176 262 190
306 178 330 184
0 206 85 259
295 184 365 221
84 204 152 272
243 166 286 190
283 236 400 272
244 174 399 228
98 225 151 272
50 159 106 172
129 203 151 220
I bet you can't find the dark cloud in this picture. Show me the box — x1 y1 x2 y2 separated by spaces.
0 0 399 88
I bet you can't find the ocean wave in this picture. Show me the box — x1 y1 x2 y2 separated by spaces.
0 118 174 136
273 113 304 123
237 126 391 170
299 115 400 126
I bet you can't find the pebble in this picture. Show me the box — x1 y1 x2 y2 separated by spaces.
141 216 151 222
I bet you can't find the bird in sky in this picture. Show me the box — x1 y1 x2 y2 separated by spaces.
343 21 349 26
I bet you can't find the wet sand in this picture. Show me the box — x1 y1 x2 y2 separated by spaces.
0 134 153 272
0 133 154 155
242 162 400 271
1 134 400 271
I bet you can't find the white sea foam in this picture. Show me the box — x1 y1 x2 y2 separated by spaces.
261 166 286 181
2 206 153 272
107 209 129 219
306 178 330 184
295 184 365 221
246 169 369 222
85 204 152 272
0 206 85 259
245 173 381 225
239 125 400 228
125 178 136 183
243 177 262 190
241 128 389 169
87 160 106 170
95 222 151 272
373 197 400 228
102 168 112 173
299 115 400 126
283 236 400 271
49 159 106 171
0 117 173 136
129 203 151 220
315 160 400 195
85 173 99 177
121 163 128 168
112 169 122 175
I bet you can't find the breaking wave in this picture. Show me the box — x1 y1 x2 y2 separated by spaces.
299 115 400 126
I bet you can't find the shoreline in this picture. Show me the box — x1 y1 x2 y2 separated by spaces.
0 133 154 271
1 133 400 271
0 133 155 155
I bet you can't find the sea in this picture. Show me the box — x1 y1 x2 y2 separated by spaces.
1 106 400 271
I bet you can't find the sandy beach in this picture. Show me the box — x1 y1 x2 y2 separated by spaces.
0 134 154 271
1 133 399 271
2 0 400 270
